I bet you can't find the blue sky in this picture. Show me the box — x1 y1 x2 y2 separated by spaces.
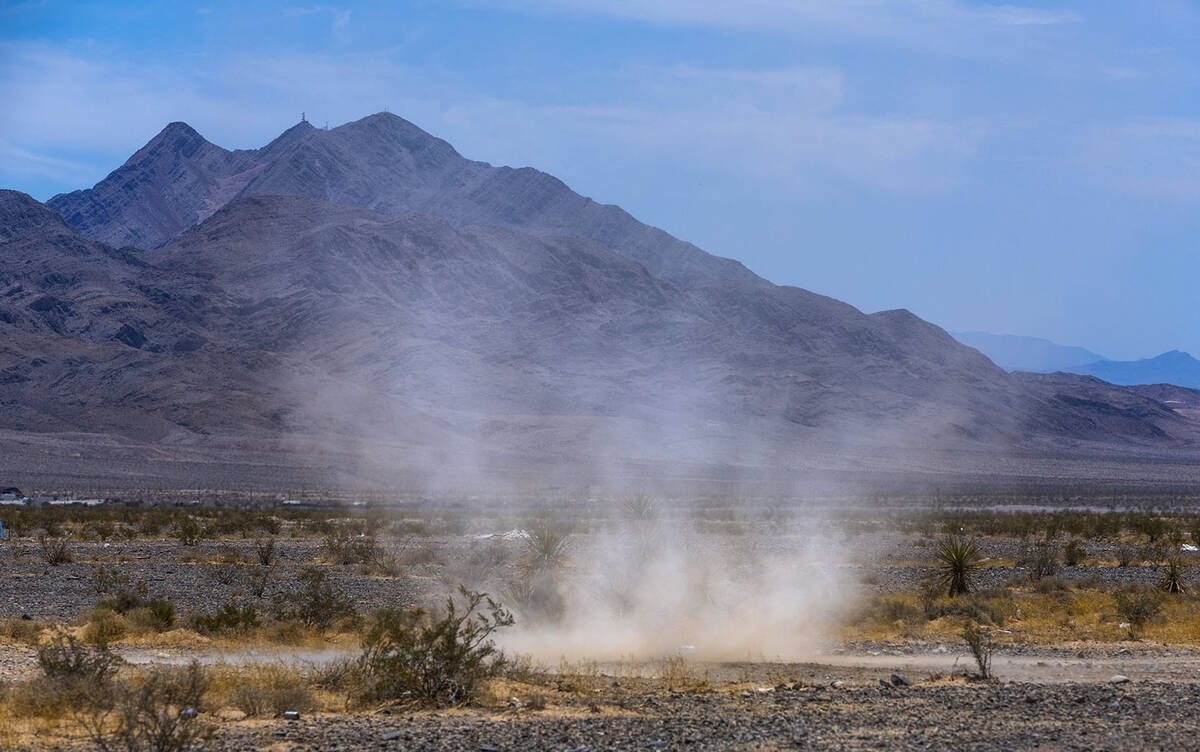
2 1 1199 360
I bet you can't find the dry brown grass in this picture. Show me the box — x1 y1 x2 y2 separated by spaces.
846 586 1200 645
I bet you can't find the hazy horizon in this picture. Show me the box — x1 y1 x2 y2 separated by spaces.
3 1 1198 360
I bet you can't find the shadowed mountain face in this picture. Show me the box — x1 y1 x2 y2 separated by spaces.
4 115 1200 488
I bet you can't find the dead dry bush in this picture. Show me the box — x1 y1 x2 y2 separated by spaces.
39 533 73 565
12 632 123 721
226 665 316 718
1113 584 1165 639
0 616 44 644
76 661 213 752
962 622 995 680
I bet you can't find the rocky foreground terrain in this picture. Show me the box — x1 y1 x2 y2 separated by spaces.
207 679 1200 752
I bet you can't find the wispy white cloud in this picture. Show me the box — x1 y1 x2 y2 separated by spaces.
479 0 1084 63
0 139 93 184
283 5 352 40
0 42 984 198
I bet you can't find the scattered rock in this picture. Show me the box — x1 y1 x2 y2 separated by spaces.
890 673 911 687
1110 675 1131 684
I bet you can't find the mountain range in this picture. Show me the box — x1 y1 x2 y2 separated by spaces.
3 113 1200 491
953 332 1200 389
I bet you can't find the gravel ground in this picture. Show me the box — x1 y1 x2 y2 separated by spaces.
204 680 1200 751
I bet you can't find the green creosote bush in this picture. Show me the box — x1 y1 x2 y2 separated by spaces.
359 587 514 706
272 568 357 631
93 579 176 634
189 603 261 636
172 516 203 546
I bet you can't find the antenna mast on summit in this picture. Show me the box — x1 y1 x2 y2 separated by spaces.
301 111 307 123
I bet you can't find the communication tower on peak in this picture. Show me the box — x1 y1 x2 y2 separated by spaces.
301 111 307 123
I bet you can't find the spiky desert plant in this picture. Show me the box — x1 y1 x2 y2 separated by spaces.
1157 554 1188 595
935 536 982 597
522 526 570 570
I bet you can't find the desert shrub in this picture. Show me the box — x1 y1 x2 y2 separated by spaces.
253 538 277 566
189 603 260 636
934 536 982 597
93 565 134 595
398 543 439 566
866 596 921 626
77 661 212 752
1157 555 1188 595
305 657 364 696
126 602 176 634
926 593 1012 627
1018 539 1058 580
1032 576 1072 595
1115 543 1138 568
217 544 244 565
1131 515 1169 543
208 564 241 587
38 631 122 685
172 516 203 546
84 609 129 647
273 568 356 631
94 581 176 634
962 622 995 680
323 522 379 565
0 617 44 644
1063 539 1087 567
1113 584 1164 639
502 571 566 625
229 665 315 717
239 566 272 598
39 534 73 565
359 587 513 706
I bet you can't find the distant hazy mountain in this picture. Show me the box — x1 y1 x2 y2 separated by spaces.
1072 351 1200 389
954 331 1200 389
952 331 1105 372
1 114 1197 488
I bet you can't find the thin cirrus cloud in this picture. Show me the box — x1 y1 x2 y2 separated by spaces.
0 41 980 199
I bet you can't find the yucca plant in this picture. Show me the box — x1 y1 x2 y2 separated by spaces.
935 536 982 597
522 525 571 570
1157 554 1188 594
